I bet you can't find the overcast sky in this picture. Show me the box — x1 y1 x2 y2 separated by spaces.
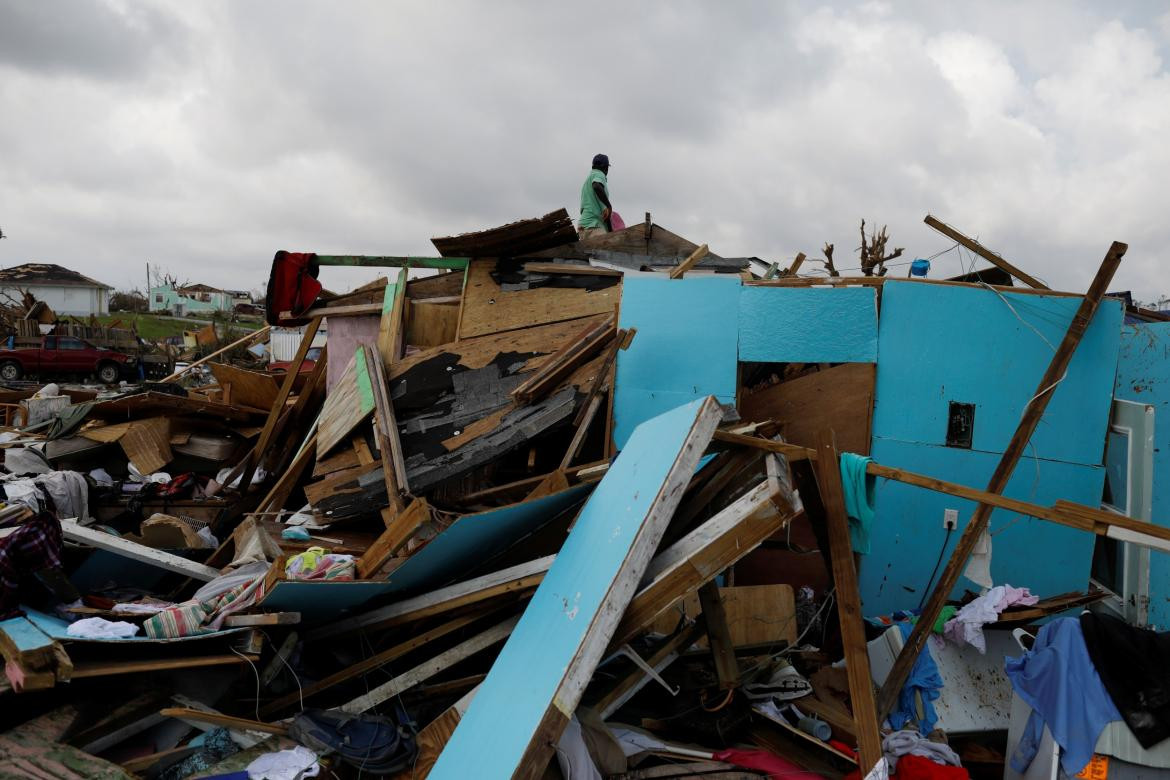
1 1 1168 300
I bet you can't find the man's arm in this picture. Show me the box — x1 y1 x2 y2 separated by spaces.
592 181 612 227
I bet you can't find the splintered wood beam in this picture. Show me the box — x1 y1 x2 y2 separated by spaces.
259 610 487 717
924 215 1048 289
316 255 469 271
357 497 429 577
712 429 814 461
61 522 221 582
377 267 408 366
876 240 1126 721
697 582 739 688
786 252 807 276
159 708 288 736
278 302 381 320
368 345 408 509
341 615 519 714
509 315 616 406
162 326 271 383
237 316 322 494
668 243 710 279
813 432 882 770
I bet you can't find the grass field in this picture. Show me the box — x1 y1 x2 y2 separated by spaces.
93 313 263 342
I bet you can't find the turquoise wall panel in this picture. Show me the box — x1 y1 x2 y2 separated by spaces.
1114 321 1170 628
862 282 1122 614
738 286 878 363
383 484 591 596
614 277 739 447
859 439 1103 615
432 399 710 779
872 281 1122 465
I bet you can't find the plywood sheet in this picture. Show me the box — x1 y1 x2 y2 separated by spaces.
82 416 172 474
317 348 376 458
406 300 460 348
738 286 878 363
650 584 797 648
209 363 280 410
391 314 610 381
739 363 875 455
614 276 740 448
431 397 721 778
457 259 618 339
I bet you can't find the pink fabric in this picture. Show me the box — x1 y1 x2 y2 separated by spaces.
609 211 626 231
714 748 828 779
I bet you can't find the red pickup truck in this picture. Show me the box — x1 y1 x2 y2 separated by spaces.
0 336 135 384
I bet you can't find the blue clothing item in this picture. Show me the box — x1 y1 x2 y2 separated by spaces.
1004 617 1121 777
889 622 944 734
839 452 875 554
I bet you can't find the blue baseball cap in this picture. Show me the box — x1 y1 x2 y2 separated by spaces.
592 153 610 167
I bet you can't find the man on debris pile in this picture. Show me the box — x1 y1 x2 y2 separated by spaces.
578 153 613 240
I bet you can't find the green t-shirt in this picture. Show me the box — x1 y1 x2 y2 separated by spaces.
579 169 609 229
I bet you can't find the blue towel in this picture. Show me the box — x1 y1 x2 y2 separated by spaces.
839 452 875 554
888 622 944 734
1005 617 1121 776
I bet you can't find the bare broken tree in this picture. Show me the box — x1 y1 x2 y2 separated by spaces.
858 219 904 277
821 243 839 277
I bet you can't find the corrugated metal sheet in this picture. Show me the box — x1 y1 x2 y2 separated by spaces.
268 325 327 362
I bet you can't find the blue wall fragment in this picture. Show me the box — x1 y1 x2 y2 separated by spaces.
739 285 878 363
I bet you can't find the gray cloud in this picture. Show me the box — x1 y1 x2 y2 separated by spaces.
0 1 1168 302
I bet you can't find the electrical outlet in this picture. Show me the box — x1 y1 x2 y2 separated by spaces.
943 509 959 531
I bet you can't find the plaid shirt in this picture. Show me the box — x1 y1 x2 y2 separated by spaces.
0 511 63 619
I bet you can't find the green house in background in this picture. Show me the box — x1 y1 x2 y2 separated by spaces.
149 283 250 315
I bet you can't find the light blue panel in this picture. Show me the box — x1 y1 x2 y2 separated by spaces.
859 439 1103 615
738 286 878 363
384 484 591 595
432 399 709 779
872 281 1122 466
259 581 395 621
614 277 739 448
0 615 54 653
1114 321 1170 628
21 608 247 644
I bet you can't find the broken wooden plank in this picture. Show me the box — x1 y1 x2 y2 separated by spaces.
260 610 487 717
924 215 1047 289
611 477 796 649
317 346 377 458
159 708 288 736
162 326 271 383
431 396 723 780
357 498 429 578
814 432 882 770
876 240 1126 721
457 259 619 339
668 243 710 279
61 521 221 582
509 315 615 405
342 615 519 714
377 267 409 366
209 363 280 410
521 262 622 277
308 555 554 641
739 363 875 455
368 345 409 507
279 302 381 320
697 582 739 688
237 316 323 493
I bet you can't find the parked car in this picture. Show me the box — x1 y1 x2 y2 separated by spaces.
0 335 136 384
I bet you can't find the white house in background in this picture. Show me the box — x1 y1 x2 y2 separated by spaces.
0 263 112 316
149 283 252 315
